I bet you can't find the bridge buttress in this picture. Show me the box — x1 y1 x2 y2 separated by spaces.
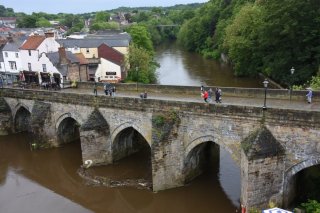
240 126 285 210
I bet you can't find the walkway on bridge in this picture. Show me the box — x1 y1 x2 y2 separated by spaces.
62 88 319 112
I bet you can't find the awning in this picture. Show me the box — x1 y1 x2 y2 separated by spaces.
23 71 37 76
263 208 292 213
40 72 50 78
53 73 61 78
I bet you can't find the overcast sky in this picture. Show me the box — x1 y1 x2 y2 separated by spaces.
1 0 209 14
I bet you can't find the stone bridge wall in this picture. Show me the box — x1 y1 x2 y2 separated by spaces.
0 88 320 209
77 82 320 102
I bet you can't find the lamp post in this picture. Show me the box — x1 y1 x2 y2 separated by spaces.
289 67 295 101
262 79 269 110
135 67 139 91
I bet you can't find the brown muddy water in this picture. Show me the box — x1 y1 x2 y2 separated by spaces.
0 133 240 213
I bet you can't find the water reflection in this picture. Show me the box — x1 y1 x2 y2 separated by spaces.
156 41 261 88
0 133 240 213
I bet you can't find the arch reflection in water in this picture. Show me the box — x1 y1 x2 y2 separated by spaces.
184 141 240 207
111 127 152 182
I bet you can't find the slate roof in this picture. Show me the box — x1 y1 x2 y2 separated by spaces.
20 35 45 50
47 51 79 65
56 38 129 48
3 36 27 51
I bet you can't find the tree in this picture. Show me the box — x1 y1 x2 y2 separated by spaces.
36 17 51 27
127 24 154 53
94 11 110 22
125 44 158 83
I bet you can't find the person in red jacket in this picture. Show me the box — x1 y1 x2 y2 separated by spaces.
203 90 209 103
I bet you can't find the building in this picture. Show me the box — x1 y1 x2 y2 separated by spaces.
56 35 130 81
96 43 125 82
0 17 16 28
19 32 60 84
1 35 27 84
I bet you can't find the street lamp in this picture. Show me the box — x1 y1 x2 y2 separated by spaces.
289 67 295 101
135 67 139 91
262 79 269 110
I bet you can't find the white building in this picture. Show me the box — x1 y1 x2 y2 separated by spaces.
19 33 60 84
1 36 26 83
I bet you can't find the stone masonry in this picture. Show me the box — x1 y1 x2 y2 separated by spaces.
0 88 319 210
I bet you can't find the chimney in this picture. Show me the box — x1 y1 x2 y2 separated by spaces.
45 32 54 38
6 36 13 42
59 46 69 64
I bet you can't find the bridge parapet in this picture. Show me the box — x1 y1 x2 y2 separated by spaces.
77 82 320 101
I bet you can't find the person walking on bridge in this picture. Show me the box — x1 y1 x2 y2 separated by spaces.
306 88 313 104
93 82 98 97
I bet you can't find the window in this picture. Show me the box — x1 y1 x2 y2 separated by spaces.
15 53 19 58
9 61 17 70
5 52 8 57
42 64 47 72
86 48 90 53
106 72 117 75
28 50 31 56
0 63 2 69
28 63 32 71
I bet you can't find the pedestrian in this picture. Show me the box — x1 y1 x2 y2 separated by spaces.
112 86 116 96
103 83 108 95
215 88 220 103
306 88 313 104
218 88 222 103
208 88 213 103
203 90 208 102
200 85 204 93
93 82 97 97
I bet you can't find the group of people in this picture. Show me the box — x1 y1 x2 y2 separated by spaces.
201 85 222 103
93 82 116 97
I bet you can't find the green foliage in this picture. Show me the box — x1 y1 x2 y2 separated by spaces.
0 5 15 17
177 0 320 86
248 208 260 213
125 44 158 84
90 21 119 31
310 76 320 90
36 17 51 27
301 200 320 213
94 11 110 22
153 115 165 127
127 25 154 53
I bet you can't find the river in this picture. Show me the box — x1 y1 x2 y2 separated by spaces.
0 42 245 213
156 41 261 88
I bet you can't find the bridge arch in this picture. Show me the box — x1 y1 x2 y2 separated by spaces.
56 113 81 144
14 105 31 133
13 103 30 119
111 122 151 147
283 158 320 207
185 135 216 158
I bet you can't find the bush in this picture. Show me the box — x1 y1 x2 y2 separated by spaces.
301 200 320 213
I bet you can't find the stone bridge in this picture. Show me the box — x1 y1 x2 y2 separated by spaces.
0 88 319 209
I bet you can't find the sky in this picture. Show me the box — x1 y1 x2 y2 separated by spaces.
0 0 209 14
